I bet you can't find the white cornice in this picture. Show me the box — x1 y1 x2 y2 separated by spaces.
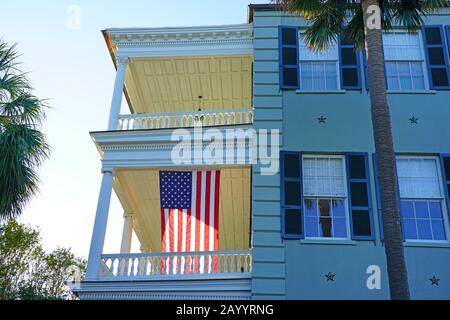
105 23 253 58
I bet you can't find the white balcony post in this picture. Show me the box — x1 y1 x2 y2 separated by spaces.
107 56 129 130
120 213 134 254
86 169 115 280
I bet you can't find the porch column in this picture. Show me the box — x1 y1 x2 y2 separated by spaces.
120 213 134 254
86 169 114 280
107 56 129 130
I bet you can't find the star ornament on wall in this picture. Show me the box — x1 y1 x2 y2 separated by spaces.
429 276 440 286
317 116 327 124
409 116 419 124
325 272 335 282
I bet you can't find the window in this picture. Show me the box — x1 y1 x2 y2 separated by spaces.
299 33 339 90
397 157 448 241
383 32 427 90
303 156 349 238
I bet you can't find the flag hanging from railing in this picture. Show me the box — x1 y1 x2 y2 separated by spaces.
159 171 221 274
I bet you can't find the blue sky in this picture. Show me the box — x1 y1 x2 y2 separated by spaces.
1 0 267 258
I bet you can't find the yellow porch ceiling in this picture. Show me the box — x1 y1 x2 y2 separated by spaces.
124 55 253 114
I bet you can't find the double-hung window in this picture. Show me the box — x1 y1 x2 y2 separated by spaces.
299 34 339 91
397 156 448 242
303 155 349 239
383 32 427 90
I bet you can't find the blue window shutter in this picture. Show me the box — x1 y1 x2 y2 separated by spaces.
439 154 450 221
281 151 303 238
372 153 384 241
345 153 374 240
422 25 450 89
339 38 361 90
363 50 369 90
279 26 299 89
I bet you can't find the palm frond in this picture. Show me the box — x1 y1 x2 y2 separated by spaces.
0 40 49 221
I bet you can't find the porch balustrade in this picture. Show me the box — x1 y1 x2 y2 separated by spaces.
117 109 253 130
99 250 252 280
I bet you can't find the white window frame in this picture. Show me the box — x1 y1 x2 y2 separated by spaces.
298 31 341 91
397 155 450 243
302 154 351 240
383 31 430 91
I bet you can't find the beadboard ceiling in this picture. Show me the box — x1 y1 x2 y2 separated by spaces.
113 167 251 252
124 55 253 114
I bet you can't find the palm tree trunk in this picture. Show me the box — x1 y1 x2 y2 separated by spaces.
362 0 410 300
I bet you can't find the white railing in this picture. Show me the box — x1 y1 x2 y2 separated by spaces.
99 250 252 280
117 109 253 130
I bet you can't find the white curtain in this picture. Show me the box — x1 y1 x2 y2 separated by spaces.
397 158 442 199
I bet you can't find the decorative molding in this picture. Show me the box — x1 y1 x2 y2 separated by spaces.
73 277 252 300
105 24 254 58
90 125 254 170
116 56 129 65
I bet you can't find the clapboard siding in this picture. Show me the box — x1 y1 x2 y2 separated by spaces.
251 10 286 299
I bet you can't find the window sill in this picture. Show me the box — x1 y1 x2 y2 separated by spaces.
403 241 450 248
296 90 347 94
387 90 437 94
300 239 357 246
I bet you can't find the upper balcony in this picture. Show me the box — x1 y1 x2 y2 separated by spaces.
101 23 254 133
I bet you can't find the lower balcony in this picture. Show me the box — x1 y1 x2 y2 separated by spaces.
76 251 252 300
74 166 252 300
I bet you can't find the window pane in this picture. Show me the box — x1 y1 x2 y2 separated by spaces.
398 62 413 90
285 208 302 235
304 198 318 217
305 216 319 237
400 201 415 219
383 32 422 60
410 62 425 90
318 199 332 237
397 158 441 198
300 61 338 91
283 47 297 65
351 183 369 207
319 217 333 238
386 62 400 90
352 210 371 237
283 67 298 87
284 154 300 178
332 199 345 217
285 181 301 206
431 68 449 87
417 219 433 240
402 219 418 240
431 220 446 240
425 27 442 45
333 217 347 238
342 68 359 87
282 28 297 45
414 201 429 219
303 156 346 197
429 202 443 219
348 155 366 179
428 48 445 66
341 47 357 65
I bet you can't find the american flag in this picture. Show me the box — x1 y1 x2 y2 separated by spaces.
160 171 221 274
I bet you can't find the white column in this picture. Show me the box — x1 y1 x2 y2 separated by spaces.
120 214 134 254
86 169 114 280
107 56 129 130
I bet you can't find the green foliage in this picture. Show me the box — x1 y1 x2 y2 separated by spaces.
273 0 450 51
0 220 86 300
0 40 50 221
